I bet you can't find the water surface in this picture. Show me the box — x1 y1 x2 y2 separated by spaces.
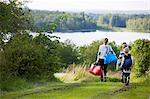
49 31 150 46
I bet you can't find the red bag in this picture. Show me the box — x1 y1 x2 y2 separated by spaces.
89 64 103 76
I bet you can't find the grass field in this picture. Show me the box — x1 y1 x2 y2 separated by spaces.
1 65 150 99
1 81 150 99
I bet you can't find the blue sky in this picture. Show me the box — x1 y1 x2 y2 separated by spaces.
26 0 150 11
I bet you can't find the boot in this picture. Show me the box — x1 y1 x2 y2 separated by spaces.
104 77 107 82
100 76 103 82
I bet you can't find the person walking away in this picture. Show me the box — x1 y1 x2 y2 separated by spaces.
119 42 127 59
119 47 134 85
116 42 128 70
96 38 116 82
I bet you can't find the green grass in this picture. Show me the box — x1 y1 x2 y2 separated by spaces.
0 83 68 99
111 83 150 99
1 81 150 99
1 65 149 99
0 78 34 92
12 82 122 99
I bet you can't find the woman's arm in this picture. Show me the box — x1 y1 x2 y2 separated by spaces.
96 46 101 63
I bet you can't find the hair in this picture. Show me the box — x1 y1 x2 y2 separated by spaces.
103 38 108 45
122 44 127 49
122 42 127 45
124 47 129 53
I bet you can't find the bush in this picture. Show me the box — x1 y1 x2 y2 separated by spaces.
57 40 81 68
0 34 60 81
131 39 150 77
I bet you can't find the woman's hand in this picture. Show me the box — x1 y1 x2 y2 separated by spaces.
95 58 99 64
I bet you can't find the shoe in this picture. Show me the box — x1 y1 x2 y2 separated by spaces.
104 77 107 82
104 79 107 82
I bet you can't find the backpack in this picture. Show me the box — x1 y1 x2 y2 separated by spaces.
122 54 132 68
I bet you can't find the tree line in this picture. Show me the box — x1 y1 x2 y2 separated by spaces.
98 14 150 32
31 10 150 32
31 10 98 32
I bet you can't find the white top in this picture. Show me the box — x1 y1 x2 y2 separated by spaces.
97 45 113 59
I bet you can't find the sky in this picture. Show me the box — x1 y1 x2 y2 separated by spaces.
25 0 150 11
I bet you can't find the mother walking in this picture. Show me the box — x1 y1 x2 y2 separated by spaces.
96 38 117 82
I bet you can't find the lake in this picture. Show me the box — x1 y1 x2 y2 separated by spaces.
31 31 150 46
49 31 150 46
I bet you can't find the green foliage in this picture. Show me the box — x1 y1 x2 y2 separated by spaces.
31 10 66 32
30 10 150 32
31 11 98 32
131 39 150 77
57 40 81 67
127 18 150 32
108 41 120 56
80 40 102 64
109 15 126 27
0 0 32 34
0 34 60 81
98 15 110 25
97 14 150 32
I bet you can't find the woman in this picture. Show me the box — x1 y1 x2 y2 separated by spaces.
96 38 115 82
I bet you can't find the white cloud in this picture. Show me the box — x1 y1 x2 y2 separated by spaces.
26 0 150 11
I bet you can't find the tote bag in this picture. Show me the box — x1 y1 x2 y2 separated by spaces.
104 46 118 64
89 64 103 76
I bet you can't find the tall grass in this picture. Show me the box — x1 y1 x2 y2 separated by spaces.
54 64 93 83
55 64 121 83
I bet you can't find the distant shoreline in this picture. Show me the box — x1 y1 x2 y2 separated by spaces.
52 28 150 33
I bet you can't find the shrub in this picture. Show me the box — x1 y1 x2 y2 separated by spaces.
0 34 60 81
131 39 150 77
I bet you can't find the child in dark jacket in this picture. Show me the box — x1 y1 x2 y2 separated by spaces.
119 47 134 85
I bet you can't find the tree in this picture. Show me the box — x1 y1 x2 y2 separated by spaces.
0 0 32 50
109 15 126 28
0 0 32 34
127 18 150 32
